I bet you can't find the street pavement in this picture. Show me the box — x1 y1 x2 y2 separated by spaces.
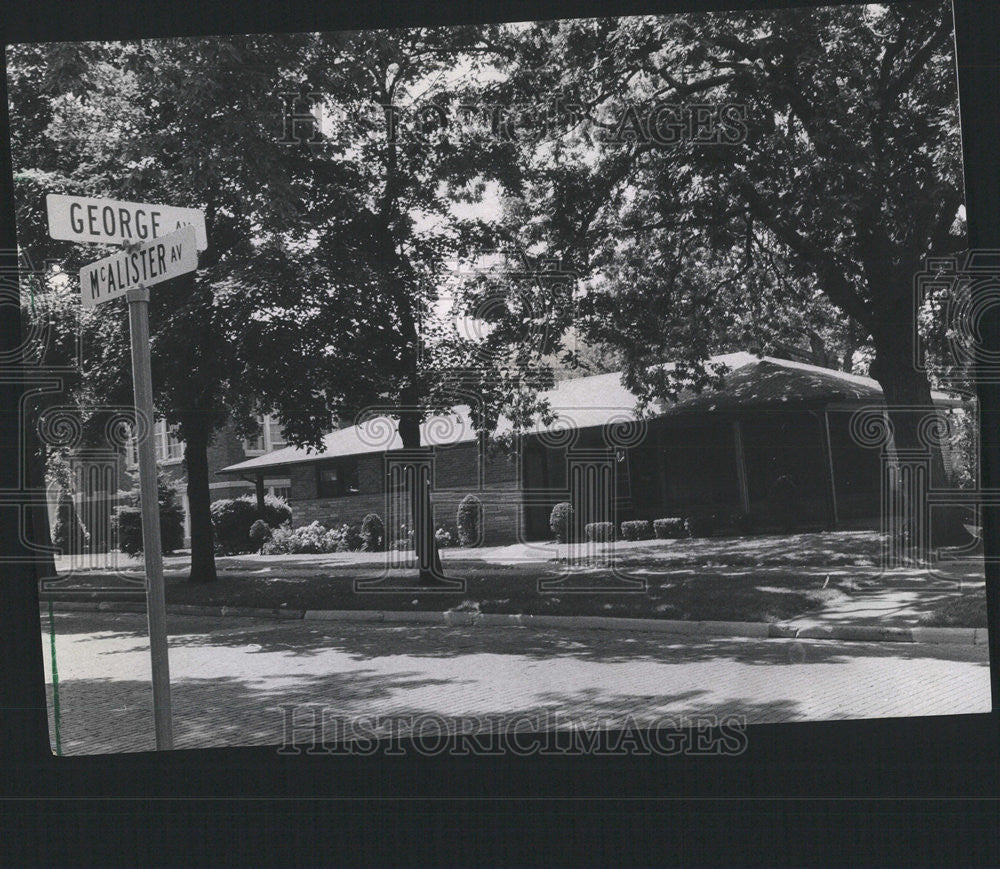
39 610 992 755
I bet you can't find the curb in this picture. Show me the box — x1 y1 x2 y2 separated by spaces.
43 600 987 645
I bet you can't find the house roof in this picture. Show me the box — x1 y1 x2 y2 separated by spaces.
216 353 963 476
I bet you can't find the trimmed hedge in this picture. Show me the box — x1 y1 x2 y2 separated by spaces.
585 521 614 542
456 495 483 547
620 520 653 541
211 494 292 555
550 502 574 543
653 518 687 539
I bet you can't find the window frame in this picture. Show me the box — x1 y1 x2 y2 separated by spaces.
125 418 184 468
316 458 360 499
244 414 287 456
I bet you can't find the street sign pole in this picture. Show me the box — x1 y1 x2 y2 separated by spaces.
126 285 173 750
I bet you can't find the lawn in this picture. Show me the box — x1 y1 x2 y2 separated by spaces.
918 589 989 628
40 530 989 626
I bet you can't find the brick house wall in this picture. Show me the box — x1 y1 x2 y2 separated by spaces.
287 442 523 545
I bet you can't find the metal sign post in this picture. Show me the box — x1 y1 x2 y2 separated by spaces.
126 284 173 751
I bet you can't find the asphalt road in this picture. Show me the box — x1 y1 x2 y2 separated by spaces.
39 610 993 755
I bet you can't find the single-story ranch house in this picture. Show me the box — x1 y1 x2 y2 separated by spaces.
216 352 964 545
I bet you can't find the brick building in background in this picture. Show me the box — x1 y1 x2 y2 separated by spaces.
54 414 292 552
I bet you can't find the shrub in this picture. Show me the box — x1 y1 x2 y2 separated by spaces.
685 515 715 538
321 524 350 552
456 495 483 547
620 520 652 541
436 523 457 548
249 519 271 551
653 518 687 539
585 521 614 542
211 494 292 555
393 523 415 551
261 521 360 555
261 494 292 528
361 513 385 551
550 502 575 543
112 475 185 556
345 524 364 551
52 492 89 555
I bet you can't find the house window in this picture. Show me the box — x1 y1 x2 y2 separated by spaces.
268 486 291 501
126 419 184 468
316 460 360 498
165 425 184 460
267 417 287 450
244 414 287 455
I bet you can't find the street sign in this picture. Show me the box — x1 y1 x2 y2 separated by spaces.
79 225 198 308
46 193 208 251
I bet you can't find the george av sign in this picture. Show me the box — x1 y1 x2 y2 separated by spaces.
46 193 208 251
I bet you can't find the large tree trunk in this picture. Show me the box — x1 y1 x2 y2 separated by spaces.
868 330 965 553
183 421 217 584
397 411 445 585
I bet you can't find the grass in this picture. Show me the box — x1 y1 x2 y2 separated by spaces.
41 564 849 623
918 589 988 628
39 530 905 624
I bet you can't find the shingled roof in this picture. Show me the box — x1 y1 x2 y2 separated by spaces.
217 353 962 476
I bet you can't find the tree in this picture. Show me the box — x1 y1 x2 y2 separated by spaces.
8 35 359 582
483 5 966 544
251 27 552 584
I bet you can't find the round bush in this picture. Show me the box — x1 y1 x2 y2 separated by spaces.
249 519 271 551
436 523 456 548
550 502 574 544
456 495 483 547
361 513 385 551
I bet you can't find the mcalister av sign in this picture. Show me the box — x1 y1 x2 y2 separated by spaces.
79 225 198 308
